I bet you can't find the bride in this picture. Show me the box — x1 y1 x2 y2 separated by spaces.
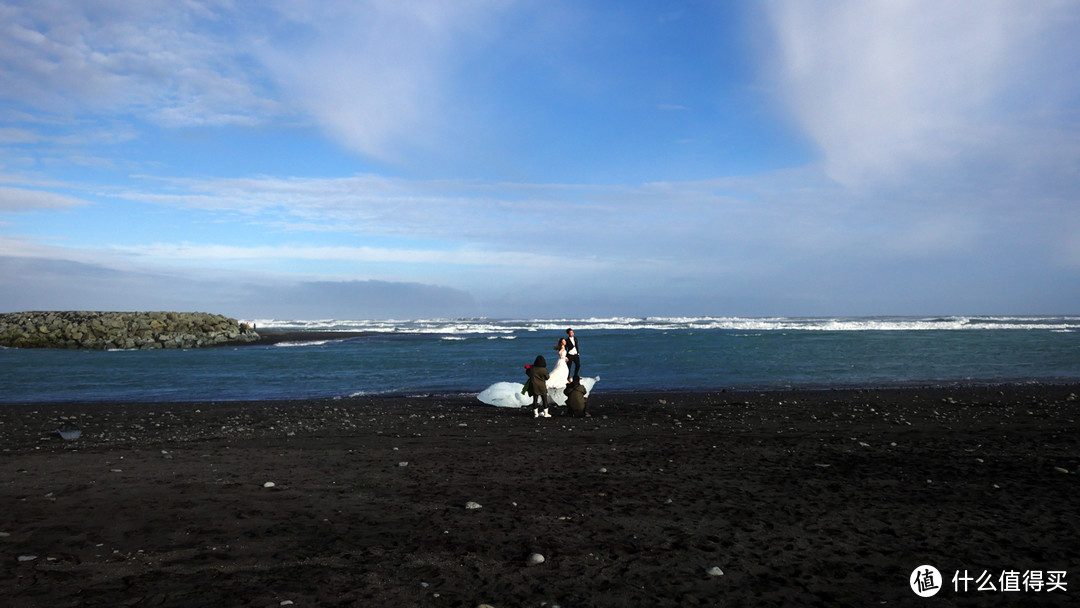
478 338 598 408
549 338 571 388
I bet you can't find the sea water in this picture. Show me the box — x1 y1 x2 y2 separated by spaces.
1 316 1078 404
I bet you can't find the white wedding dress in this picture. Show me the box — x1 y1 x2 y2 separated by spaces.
477 348 597 408
549 347 570 388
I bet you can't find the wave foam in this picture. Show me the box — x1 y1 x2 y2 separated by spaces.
245 315 1080 335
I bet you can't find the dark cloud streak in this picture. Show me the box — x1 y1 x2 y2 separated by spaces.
0 256 475 320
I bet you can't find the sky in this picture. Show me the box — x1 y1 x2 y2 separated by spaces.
1 0 1079 320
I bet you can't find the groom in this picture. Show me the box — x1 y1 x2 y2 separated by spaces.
565 328 581 377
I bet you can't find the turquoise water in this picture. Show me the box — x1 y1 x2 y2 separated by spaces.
1 316 1078 404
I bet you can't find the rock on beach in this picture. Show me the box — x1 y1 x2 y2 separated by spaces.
0 311 259 350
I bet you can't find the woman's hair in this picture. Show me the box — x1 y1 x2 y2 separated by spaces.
554 338 566 350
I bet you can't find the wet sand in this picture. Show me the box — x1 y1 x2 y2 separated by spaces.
2 384 1078 607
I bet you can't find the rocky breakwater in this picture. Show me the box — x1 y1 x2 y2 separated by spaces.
0 311 260 350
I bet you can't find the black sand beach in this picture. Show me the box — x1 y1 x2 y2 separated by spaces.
3 384 1079 606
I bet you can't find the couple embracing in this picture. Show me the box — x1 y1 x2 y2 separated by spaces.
548 327 581 386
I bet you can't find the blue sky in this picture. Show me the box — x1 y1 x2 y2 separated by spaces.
1 0 1078 320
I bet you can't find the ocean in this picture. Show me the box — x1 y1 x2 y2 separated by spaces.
1 316 1078 405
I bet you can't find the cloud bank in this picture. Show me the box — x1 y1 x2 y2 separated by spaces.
0 1 1077 318
766 0 1080 189
0 255 476 319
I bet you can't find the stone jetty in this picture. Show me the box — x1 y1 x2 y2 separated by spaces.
0 311 259 350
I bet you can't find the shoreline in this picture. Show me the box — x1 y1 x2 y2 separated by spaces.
4 379 1080 408
3 383 1078 605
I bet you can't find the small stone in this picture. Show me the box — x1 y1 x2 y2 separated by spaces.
263 482 276 488
465 501 482 510
56 424 81 440
18 555 38 562
599 467 607 473
707 566 724 576
398 461 409 467
1054 467 1070 474
526 552 545 566
280 601 294 606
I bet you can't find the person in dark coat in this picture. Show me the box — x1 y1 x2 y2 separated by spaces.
563 374 588 417
565 328 581 377
526 355 551 417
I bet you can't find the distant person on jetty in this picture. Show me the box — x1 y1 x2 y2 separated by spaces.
526 355 551 418
564 374 589 417
566 328 581 376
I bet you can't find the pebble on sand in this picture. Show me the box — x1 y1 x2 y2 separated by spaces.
707 566 724 577
56 424 82 440
465 501 482 510
527 552 545 566
263 482 276 488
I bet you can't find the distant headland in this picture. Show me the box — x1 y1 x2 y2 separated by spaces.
0 311 260 350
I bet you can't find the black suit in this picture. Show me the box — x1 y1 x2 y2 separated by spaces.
566 335 581 376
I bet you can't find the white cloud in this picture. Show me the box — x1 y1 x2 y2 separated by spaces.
0 185 90 210
254 0 510 160
0 0 279 126
108 241 579 270
765 0 1080 188
0 127 42 144
115 173 607 243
